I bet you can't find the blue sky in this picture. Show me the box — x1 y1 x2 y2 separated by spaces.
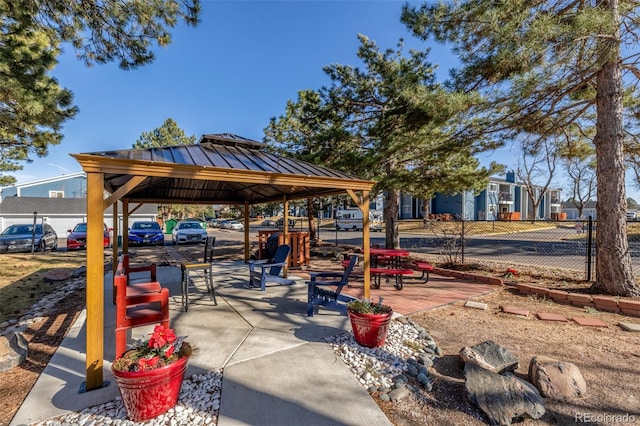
11 1 637 200
17 0 455 180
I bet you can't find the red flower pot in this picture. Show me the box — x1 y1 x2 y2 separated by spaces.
347 309 393 348
111 355 189 422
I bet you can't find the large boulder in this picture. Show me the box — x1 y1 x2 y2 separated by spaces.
460 340 519 374
465 363 545 425
528 356 587 400
0 332 28 372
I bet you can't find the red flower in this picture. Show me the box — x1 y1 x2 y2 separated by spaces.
148 324 177 349
137 356 160 370
164 344 175 358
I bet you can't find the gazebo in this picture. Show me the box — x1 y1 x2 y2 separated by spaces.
71 133 376 390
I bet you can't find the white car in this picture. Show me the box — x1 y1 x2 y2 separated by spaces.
172 221 208 245
225 221 244 231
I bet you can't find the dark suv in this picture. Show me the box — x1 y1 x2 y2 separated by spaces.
128 221 165 246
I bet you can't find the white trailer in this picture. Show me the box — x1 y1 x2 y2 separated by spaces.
335 208 382 231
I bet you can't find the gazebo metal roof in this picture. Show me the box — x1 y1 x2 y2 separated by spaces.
72 133 373 204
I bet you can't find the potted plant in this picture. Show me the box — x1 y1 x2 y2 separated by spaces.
346 298 393 348
111 324 193 422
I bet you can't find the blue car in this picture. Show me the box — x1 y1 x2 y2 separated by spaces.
128 221 165 246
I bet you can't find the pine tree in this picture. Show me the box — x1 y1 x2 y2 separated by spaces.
0 8 77 186
267 35 500 248
402 0 640 296
0 0 200 183
134 118 196 149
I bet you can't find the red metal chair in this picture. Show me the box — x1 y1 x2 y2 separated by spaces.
113 260 169 358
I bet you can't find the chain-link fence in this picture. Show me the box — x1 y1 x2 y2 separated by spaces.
403 218 640 281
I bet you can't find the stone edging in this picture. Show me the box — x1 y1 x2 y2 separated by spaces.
432 267 503 286
514 283 640 317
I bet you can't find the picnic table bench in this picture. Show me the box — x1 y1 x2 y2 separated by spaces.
370 267 414 290
410 261 433 283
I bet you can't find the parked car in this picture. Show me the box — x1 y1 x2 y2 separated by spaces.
128 221 164 246
261 219 277 227
0 223 58 253
172 220 208 245
225 221 244 231
217 219 229 229
66 223 111 250
183 218 207 229
276 218 296 228
208 219 221 228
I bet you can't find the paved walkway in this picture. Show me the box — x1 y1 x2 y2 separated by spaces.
10 252 501 425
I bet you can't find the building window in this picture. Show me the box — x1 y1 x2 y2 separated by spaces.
49 191 64 198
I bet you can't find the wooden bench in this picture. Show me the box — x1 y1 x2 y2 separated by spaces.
114 256 169 358
370 267 414 290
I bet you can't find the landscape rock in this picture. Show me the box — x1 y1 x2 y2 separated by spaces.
528 356 587 400
43 268 74 282
388 385 410 402
464 363 545 425
460 340 519 373
0 332 28 372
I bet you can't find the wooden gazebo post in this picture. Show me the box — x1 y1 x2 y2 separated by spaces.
84 171 105 390
244 202 250 262
346 189 371 299
111 201 118 279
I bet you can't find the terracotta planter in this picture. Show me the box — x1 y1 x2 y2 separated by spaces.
111 355 189 422
347 309 393 348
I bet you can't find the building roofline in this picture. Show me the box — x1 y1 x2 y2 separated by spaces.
0 171 86 191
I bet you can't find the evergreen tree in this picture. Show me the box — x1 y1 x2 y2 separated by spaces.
0 6 77 186
134 118 196 149
15 0 200 70
132 119 200 222
402 0 640 296
0 0 200 184
267 35 500 248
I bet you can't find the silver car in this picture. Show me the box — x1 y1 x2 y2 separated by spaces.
0 223 58 253
171 221 208 245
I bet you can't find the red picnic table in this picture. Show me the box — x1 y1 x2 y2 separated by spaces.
370 248 413 290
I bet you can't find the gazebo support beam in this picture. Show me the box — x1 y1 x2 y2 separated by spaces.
84 171 105 390
347 190 371 300
244 202 250 262
283 196 289 278
103 176 146 211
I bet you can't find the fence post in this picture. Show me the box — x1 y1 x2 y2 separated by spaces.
586 216 593 281
461 219 465 264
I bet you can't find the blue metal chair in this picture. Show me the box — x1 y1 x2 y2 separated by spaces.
247 244 294 291
306 255 358 316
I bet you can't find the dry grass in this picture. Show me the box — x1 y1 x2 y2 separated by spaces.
0 249 89 324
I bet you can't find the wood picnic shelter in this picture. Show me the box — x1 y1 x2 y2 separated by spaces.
70 133 376 390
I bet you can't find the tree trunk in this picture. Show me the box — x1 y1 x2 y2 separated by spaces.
422 197 431 224
592 0 640 296
384 189 400 249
